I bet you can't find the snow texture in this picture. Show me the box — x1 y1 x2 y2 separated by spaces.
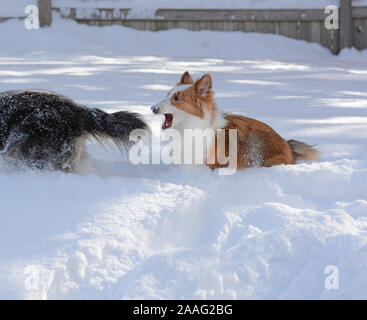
0 14 367 299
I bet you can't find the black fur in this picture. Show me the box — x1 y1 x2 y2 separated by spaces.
0 90 147 171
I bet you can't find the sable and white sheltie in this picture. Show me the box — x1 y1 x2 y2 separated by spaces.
0 90 147 173
151 72 318 171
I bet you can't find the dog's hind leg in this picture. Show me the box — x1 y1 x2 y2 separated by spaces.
67 135 92 175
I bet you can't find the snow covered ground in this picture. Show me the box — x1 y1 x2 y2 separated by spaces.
0 15 367 300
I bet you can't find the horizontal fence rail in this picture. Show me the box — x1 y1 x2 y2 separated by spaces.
352 6 367 49
0 0 366 54
52 4 367 54
155 9 328 21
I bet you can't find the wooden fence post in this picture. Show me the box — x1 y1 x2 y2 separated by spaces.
38 0 52 27
331 29 340 55
340 0 353 48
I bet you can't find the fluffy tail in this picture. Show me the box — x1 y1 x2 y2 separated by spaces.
84 109 148 151
287 139 319 162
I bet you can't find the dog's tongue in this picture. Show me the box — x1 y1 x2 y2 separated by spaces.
162 114 173 129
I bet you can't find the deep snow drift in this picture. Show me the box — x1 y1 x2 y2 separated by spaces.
0 16 367 299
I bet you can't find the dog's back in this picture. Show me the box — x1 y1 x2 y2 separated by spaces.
0 90 147 172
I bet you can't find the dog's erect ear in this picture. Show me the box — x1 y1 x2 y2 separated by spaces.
179 71 194 85
195 74 212 97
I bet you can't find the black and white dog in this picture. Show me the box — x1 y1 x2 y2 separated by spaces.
0 90 147 173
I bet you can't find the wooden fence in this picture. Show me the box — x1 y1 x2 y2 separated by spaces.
2 0 367 54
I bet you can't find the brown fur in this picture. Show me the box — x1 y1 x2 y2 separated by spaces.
171 74 217 122
174 72 318 171
207 114 295 170
287 139 319 161
179 71 194 85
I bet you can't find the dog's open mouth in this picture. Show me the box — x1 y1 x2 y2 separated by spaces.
162 113 173 129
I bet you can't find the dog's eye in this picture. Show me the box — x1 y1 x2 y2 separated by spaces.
173 96 179 101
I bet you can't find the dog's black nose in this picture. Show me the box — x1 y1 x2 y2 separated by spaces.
151 105 159 114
